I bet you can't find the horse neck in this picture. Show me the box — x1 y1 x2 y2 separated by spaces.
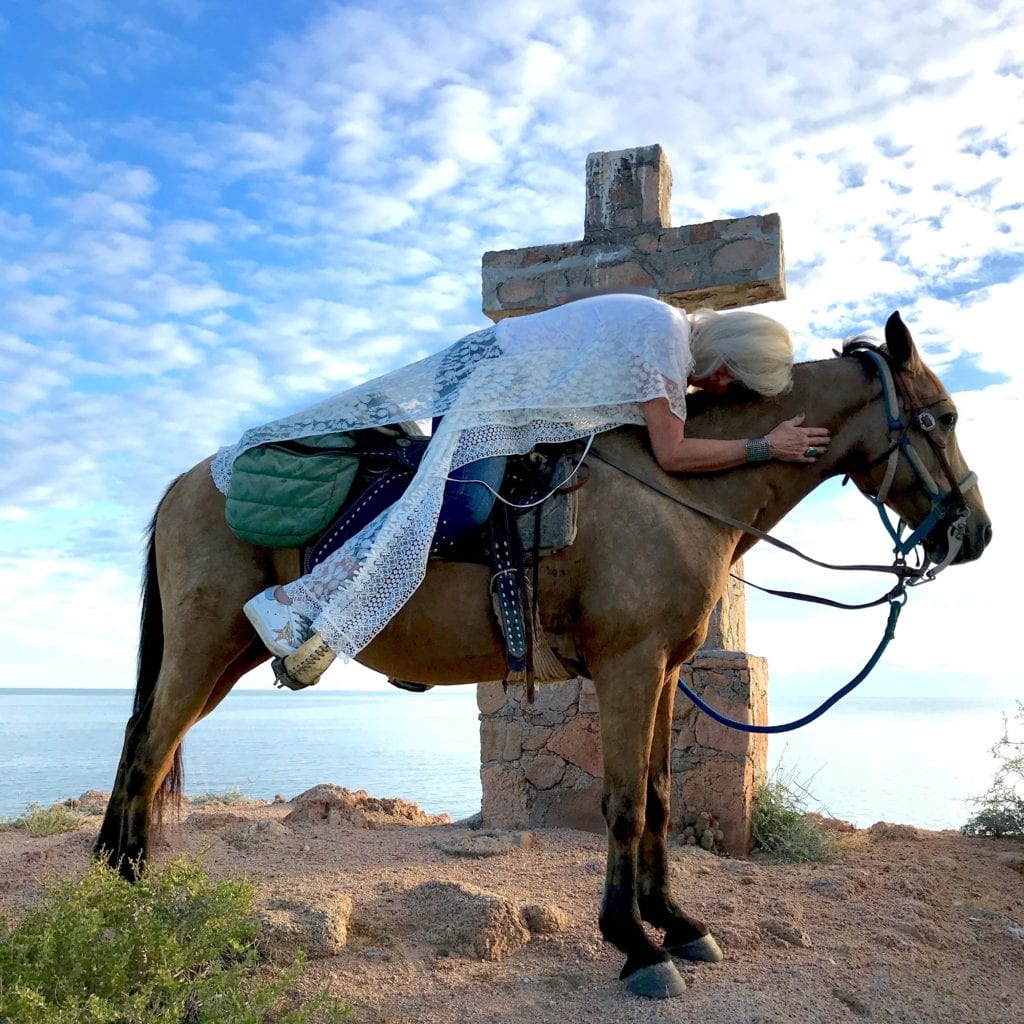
684 357 876 536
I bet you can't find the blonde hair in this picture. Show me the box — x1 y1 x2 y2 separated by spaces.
688 308 794 396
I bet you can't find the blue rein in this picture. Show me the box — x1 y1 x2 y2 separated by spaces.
673 343 973 733
675 590 906 734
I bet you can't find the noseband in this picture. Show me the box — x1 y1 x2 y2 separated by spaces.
846 342 978 581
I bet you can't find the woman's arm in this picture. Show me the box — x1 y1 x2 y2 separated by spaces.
641 398 831 473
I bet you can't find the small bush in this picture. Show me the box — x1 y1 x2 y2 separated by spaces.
191 787 252 807
962 702 1024 840
0 802 87 837
752 763 833 863
0 856 351 1024
962 796 1024 839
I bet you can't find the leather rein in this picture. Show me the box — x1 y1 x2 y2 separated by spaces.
588 343 979 734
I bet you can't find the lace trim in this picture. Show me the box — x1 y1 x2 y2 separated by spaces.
212 294 692 658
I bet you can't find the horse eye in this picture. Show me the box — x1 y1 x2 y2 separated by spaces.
940 413 957 429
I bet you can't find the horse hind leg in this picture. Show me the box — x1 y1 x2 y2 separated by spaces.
94 699 157 876
94 519 267 874
636 668 723 963
96 506 169 877
96 467 277 878
594 648 687 999
95 637 267 879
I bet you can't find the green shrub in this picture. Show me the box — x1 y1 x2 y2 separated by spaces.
962 795 1024 838
0 802 87 837
752 763 833 863
962 702 1024 839
190 787 252 807
0 857 351 1024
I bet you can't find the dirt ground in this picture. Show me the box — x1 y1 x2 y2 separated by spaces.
2 788 1023 1024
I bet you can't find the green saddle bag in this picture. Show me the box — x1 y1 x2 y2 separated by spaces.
224 432 360 547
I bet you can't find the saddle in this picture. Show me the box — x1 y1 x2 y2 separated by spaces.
300 436 579 573
291 429 580 688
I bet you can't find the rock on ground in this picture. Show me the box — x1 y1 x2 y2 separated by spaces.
403 880 532 961
255 891 353 959
284 784 451 828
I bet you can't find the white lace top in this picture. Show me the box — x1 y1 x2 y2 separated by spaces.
212 293 693 660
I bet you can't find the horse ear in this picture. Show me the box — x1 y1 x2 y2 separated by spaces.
884 311 921 370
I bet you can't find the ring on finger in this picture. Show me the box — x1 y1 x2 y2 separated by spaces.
804 447 819 458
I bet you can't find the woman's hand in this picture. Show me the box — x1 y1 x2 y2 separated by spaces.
766 414 831 463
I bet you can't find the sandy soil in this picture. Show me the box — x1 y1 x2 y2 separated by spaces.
2 788 1023 1024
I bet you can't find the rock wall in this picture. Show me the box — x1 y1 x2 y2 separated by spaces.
477 573 769 855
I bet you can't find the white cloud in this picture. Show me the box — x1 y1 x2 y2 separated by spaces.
1 0 1022 714
92 298 140 319
420 84 504 166
8 293 72 331
512 40 568 101
0 207 36 242
74 229 154 274
0 552 139 688
910 281 1024 380
146 279 241 315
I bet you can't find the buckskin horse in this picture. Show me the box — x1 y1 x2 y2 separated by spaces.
95 313 990 998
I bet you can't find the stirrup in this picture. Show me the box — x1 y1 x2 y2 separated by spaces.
272 632 336 690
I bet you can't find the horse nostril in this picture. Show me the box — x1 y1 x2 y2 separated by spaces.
983 523 993 547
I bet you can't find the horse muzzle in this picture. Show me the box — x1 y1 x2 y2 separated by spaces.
922 503 992 568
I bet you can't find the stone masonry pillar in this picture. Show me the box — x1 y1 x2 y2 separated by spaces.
477 569 768 855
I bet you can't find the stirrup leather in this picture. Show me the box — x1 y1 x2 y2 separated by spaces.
488 504 529 676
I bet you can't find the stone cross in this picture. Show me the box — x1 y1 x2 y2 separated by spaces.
475 144 782 854
482 143 785 321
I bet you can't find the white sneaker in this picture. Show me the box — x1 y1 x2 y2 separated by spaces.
243 588 312 658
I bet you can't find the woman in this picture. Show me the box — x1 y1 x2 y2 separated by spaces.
213 293 829 660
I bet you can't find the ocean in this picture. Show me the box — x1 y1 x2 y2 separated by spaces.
0 686 1013 830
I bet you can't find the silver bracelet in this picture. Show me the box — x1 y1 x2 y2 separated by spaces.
744 437 771 463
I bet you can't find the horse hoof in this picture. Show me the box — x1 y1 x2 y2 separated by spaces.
623 960 687 999
668 933 724 963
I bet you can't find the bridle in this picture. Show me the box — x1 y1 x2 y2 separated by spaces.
588 343 982 733
590 345 980 592
845 341 978 582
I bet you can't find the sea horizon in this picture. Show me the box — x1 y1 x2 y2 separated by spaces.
0 686 1014 831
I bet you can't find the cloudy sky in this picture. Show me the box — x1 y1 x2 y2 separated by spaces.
1 0 1021 714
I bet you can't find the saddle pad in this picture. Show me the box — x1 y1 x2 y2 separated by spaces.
225 432 360 548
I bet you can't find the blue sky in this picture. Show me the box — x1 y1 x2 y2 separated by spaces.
1 0 1022 707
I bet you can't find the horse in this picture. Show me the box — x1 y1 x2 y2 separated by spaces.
94 312 990 999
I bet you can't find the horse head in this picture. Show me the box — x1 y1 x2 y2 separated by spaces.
842 311 992 570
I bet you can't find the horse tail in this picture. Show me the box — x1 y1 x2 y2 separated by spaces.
136 477 185 831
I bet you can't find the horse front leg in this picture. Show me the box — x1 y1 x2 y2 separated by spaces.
637 668 723 963
594 649 687 1000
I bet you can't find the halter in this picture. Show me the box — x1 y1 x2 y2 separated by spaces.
845 342 978 582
